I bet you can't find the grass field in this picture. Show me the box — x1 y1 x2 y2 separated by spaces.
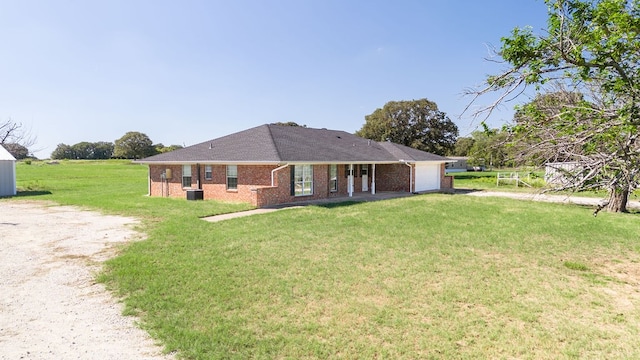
9 161 640 359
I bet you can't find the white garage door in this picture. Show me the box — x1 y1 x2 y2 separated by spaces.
414 163 440 192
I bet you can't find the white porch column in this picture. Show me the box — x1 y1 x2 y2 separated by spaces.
371 164 376 195
348 164 354 197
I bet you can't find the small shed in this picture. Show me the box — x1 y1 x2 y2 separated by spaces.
0 145 17 196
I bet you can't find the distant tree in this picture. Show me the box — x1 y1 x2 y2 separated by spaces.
72 142 94 159
1 118 36 157
154 143 183 154
356 99 458 155
51 141 114 160
2 143 29 159
113 132 155 159
51 143 74 160
92 141 114 159
449 137 475 157
467 128 512 169
273 122 306 127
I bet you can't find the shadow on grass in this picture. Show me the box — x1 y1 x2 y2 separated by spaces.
453 173 496 180
316 200 363 209
14 190 53 197
452 188 483 195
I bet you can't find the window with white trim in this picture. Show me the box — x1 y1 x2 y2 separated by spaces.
182 165 192 188
205 165 212 180
226 165 237 190
294 164 313 196
329 164 338 192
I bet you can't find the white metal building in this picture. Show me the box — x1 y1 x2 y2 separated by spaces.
0 145 17 196
545 161 581 185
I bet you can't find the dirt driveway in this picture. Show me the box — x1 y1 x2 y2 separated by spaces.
0 201 174 360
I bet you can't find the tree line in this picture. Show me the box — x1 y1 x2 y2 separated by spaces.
51 132 183 160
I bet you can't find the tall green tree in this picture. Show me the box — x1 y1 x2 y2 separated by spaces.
51 143 74 160
113 131 155 159
92 141 115 159
356 98 458 155
467 0 640 213
72 142 94 159
449 137 475 157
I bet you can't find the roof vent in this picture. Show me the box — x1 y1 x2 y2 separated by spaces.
208 143 213 150
336 136 341 139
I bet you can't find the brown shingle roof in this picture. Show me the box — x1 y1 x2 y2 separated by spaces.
137 124 451 164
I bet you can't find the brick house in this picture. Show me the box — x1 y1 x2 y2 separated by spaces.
136 124 455 207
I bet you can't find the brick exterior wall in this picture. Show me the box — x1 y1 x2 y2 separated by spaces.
148 162 452 206
374 164 411 192
255 164 352 207
440 163 455 191
149 165 187 198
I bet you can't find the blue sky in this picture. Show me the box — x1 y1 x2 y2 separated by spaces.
0 0 549 158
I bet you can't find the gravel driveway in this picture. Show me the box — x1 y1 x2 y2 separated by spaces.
0 201 174 360
464 190 640 210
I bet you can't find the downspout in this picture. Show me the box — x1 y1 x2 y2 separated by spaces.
196 163 201 189
271 163 289 186
401 160 413 193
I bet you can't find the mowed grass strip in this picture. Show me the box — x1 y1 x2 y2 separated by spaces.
11 161 640 359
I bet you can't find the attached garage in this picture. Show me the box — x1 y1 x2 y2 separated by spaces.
414 163 441 192
0 145 16 197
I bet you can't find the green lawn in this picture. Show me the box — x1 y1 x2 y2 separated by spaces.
9 161 640 359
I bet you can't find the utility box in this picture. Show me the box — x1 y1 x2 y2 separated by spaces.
186 189 204 200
